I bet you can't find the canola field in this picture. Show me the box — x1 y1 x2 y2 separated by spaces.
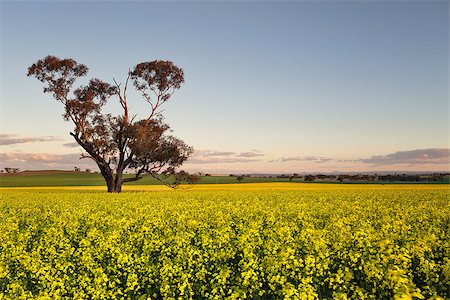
0 183 448 299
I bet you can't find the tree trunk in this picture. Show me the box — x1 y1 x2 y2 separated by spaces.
106 178 116 193
112 163 125 193
113 173 123 193
104 176 123 193
69 133 121 193
98 164 120 193
103 172 124 193
114 181 122 193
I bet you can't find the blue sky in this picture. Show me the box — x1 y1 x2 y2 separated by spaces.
0 1 449 173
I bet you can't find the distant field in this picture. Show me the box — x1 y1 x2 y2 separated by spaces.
0 184 448 299
1 171 449 188
0 172 295 187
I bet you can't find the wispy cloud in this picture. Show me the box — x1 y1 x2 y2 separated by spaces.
0 152 95 170
0 134 62 146
199 150 236 157
187 157 261 164
356 148 450 165
237 150 265 158
269 148 450 167
270 156 333 163
62 142 80 148
186 149 264 164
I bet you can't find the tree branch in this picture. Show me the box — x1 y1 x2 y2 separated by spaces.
79 151 95 161
123 166 147 183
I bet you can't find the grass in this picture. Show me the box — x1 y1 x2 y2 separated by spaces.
0 172 295 188
1 171 448 188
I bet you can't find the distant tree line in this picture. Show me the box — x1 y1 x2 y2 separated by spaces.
300 173 449 183
226 173 450 183
2 168 20 174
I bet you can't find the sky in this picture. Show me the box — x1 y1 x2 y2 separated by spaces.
0 0 449 174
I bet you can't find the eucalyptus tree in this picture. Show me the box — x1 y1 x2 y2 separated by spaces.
28 56 195 192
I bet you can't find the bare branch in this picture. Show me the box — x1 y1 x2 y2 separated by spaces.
79 152 96 161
